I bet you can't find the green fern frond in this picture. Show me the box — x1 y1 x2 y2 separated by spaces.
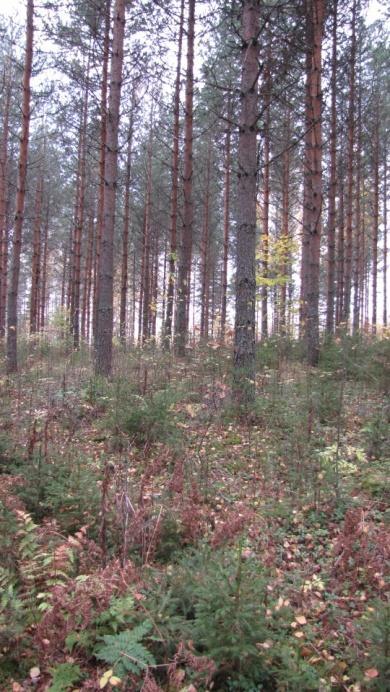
94 622 155 678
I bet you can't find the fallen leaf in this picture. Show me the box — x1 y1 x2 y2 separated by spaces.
364 668 379 679
296 615 307 625
99 670 114 689
30 667 40 680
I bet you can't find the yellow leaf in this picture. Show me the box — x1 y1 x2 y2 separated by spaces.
30 667 40 679
99 670 114 689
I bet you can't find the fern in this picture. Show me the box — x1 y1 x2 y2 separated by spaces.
94 621 156 678
0 567 24 646
48 662 83 691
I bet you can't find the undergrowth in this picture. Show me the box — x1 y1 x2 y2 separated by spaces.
0 335 388 690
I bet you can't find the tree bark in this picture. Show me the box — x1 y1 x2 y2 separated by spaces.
200 141 212 339
335 155 345 327
371 95 379 335
119 113 134 345
39 203 49 332
220 104 232 341
175 0 195 356
6 0 34 373
383 148 388 328
342 0 356 324
302 0 324 365
94 0 126 376
30 172 43 334
163 0 185 350
81 210 94 341
71 54 90 348
326 0 337 335
233 0 260 405
352 76 362 334
0 66 11 340
280 106 291 335
261 48 271 339
141 131 153 345
93 0 111 340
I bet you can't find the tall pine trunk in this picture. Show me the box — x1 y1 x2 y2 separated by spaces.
175 0 195 356
326 0 337 335
200 142 212 339
119 113 134 345
94 0 126 376
342 0 356 324
0 67 11 340
30 172 43 334
93 0 111 339
164 0 184 350
302 0 324 365
39 203 49 331
280 106 290 335
220 106 232 341
261 48 271 339
233 0 260 405
7 0 34 373
371 96 379 335
71 56 90 348
383 149 388 327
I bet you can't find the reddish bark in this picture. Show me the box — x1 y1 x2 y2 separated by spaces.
326 0 337 335
7 0 34 373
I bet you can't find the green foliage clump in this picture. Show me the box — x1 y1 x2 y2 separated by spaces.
310 371 342 424
108 385 181 446
257 336 304 369
13 452 100 532
141 545 313 690
94 621 155 678
355 601 390 691
320 335 390 392
48 662 83 692
362 407 390 461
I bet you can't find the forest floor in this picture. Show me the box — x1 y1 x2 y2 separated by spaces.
0 336 389 692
